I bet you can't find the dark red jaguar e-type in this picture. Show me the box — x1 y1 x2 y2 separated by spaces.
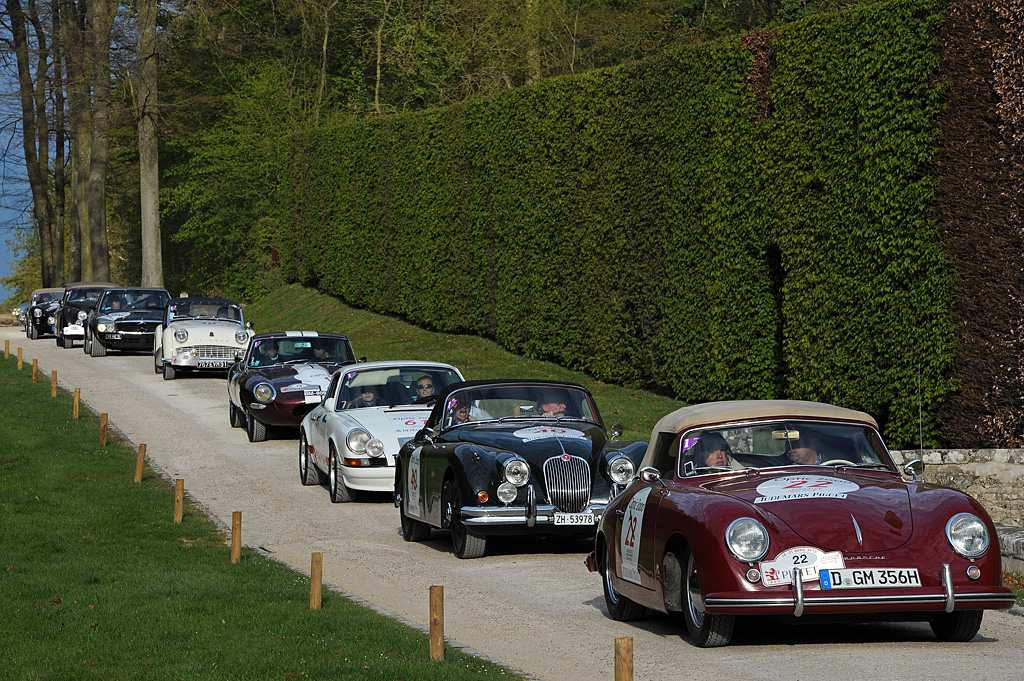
588 400 1016 647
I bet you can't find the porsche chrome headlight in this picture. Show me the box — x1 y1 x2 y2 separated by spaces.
366 439 385 457
725 518 770 562
253 383 276 403
946 513 989 558
608 456 635 484
347 429 370 453
504 459 530 486
235 330 248 344
174 328 188 342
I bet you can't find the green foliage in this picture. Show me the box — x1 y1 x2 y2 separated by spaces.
0 355 521 680
278 0 951 447
2 228 42 307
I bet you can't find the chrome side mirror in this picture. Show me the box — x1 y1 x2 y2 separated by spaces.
903 459 924 481
610 423 624 440
639 466 663 485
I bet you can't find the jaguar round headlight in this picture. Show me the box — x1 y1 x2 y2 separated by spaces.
33 308 42 318
608 456 635 484
77 310 88 321
347 429 370 453
366 438 385 457
496 482 518 504
504 459 530 486
253 382 276 403
174 328 188 343
725 517 770 562
235 330 248 344
946 513 990 558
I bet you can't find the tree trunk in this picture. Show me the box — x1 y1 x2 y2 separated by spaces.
86 0 115 282
137 0 163 287
61 0 89 282
7 0 61 286
51 0 67 282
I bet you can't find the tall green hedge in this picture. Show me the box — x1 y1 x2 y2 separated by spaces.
282 0 950 447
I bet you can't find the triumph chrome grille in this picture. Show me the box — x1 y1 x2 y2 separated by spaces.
194 345 237 359
543 455 591 513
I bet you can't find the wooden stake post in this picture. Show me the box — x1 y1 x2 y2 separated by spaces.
51 371 57 397
99 413 108 446
32 359 38 382
73 389 81 419
17 347 22 369
430 585 444 661
231 511 241 563
134 444 147 483
4 339 8 358
615 637 633 681
310 552 323 610
174 479 184 523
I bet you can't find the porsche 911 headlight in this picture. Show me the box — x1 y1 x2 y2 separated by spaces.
174 328 188 342
946 513 989 558
33 308 42 318
608 456 635 484
366 439 385 457
253 383 276 403
347 429 370 453
235 330 248 344
725 518 770 562
504 459 530 486
77 310 88 321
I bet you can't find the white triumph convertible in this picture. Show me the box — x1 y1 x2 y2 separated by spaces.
154 296 253 380
298 361 465 502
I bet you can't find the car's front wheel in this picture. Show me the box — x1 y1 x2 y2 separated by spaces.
299 433 324 486
682 547 735 647
328 445 356 502
163 363 176 380
442 480 485 559
89 337 107 357
229 401 245 428
601 538 647 621
246 412 267 442
398 469 431 541
930 610 984 642
29 324 39 340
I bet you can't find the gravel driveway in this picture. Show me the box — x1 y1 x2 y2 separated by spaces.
6 326 1024 681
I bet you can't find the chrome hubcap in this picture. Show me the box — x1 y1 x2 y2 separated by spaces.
686 554 705 627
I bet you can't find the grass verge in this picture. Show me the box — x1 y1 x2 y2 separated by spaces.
0 355 522 680
245 284 682 437
1005 572 1024 606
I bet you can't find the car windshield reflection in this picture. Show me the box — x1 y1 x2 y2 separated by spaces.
337 366 463 408
440 384 599 429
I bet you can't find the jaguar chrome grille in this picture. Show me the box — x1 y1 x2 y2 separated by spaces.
543 455 591 513
194 345 237 359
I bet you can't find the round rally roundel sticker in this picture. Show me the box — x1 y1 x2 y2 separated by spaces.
754 475 859 503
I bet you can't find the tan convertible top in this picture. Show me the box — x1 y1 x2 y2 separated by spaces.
640 400 878 468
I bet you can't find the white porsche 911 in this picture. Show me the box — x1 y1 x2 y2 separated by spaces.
298 361 465 502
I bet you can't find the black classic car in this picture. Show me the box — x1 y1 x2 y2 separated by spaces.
227 331 358 442
394 379 648 558
25 287 65 339
83 287 171 357
54 282 118 348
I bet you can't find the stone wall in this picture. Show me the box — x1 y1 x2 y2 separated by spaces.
890 449 1024 527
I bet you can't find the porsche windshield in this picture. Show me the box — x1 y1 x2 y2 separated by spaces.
675 420 892 477
248 337 355 367
441 384 598 429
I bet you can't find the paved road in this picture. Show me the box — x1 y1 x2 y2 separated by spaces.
5 326 1024 681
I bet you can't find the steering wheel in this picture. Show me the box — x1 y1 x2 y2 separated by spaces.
821 459 856 466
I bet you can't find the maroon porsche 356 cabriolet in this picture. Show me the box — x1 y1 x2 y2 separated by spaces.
588 400 1015 647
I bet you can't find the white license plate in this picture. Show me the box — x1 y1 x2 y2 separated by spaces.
554 513 594 526
819 567 921 589
198 360 230 369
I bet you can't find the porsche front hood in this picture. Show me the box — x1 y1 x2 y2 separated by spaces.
708 470 913 552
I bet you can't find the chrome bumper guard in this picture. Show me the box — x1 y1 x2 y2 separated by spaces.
705 564 1016 616
460 501 606 527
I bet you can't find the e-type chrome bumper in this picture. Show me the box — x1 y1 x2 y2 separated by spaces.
704 565 1017 617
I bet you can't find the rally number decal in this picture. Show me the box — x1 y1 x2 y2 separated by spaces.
619 487 652 585
407 449 422 517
